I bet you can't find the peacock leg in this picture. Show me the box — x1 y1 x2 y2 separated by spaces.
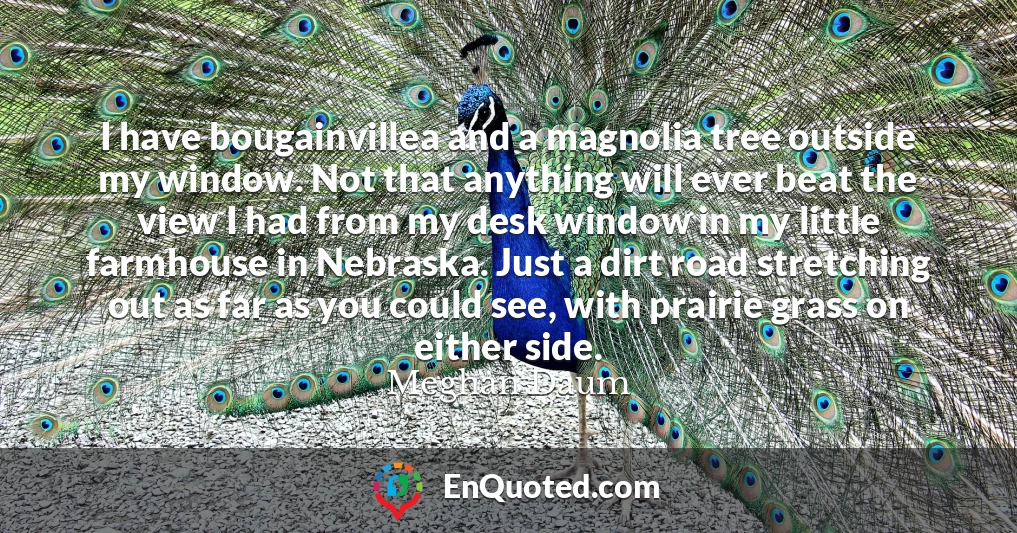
547 378 601 482
602 424 665 525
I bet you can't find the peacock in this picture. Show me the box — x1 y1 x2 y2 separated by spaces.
2 0 1017 530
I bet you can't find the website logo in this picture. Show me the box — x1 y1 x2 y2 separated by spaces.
374 461 422 520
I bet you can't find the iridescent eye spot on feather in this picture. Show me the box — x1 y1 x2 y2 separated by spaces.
631 40 659 74
588 89 609 116
86 0 121 13
488 34 515 66
716 0 750 25
216 142 245 165
667 422 686 450
561 4 586 38
198 240 226 262
30 414 62 439
737 466 762 501
404 83 436 109
763 502 792 533
893 357 924 389
796 148 834 173
390 355 415 381
187 55 220 82
327 368 358 395
591 361 619 394
700 450 727 482
419 358 442 377
42 276 71 302
0 192 11 220
504 112 523 138
451 158 479 181
679 328 701 360
544 84 565 112
262 279 285 300
147 281 174 302
285 13 318 40
306 110 332 130
566 106 586 125
650 407 671 439
1 42 31 71
99 88 134 116
925 440 956 474
810 390 839 424
622 395 647 424
87 219 117 244
204 385 233 413
92 378 119 405
384 3 421 29
929 53 977 91
758 319 785 356
144 176 171 201
836 274 866 301
753 214 779 244
985 269 1017 306
890 196 929 233
366 358 389 386
827 9 867 43
290 374 317 402
37 132 69 160
467 277 488 298
697 109 730 133
262 384 289 411
621 241 644 259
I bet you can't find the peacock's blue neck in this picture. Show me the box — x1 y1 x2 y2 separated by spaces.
487 136 584 373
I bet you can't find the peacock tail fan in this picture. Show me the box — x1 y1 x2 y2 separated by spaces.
1 0 1016 530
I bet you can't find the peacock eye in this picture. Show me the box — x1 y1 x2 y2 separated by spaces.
671 427 681 440
43 276 71 302
187 55 220 82
213 390 226 402
337 371 350 383
426 360 438 370
985 269 1017 304
296 378 310 390
1 42 31 71
404 83 436 109
488 34 515 66
87 0 120 12
37 133 69 160
810 390 839 422
815 394 831 412
372 363 384 374
285 13 319 39
929 53 977 91
771 508 785 524
744 471 756 486
100 88 135 116
709 455 721 469
271 387 284 399
561 4 586 38
88 219 117 244
628 400 639 412
263 280 284 300
398 360 411 371
631 41 659 73
827 9 868 43
655 412 666 426
797 148 834 172
717 0 750 24
384 3 421 29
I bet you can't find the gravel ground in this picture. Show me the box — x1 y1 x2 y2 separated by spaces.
0 360 763 532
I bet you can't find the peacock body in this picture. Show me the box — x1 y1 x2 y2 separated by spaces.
2 0 1017 530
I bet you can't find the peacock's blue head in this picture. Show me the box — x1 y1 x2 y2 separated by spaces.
457 84 507 135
